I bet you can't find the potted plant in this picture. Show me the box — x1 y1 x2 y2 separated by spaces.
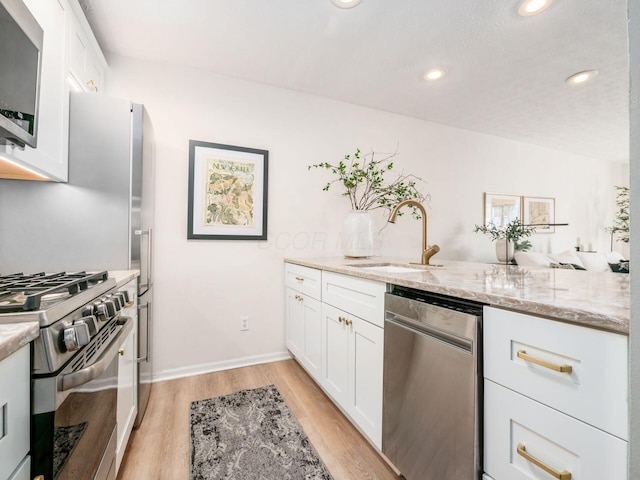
607 185 629 244
308 148 427 257
474 218 536 263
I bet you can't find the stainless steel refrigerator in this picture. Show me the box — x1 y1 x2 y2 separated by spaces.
0 91 155 427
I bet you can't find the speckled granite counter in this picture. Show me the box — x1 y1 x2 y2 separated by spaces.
109 270 140 288
0 322 39 362
285 257 630 335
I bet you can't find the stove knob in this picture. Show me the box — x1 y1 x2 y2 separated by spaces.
63 323 90 351
95 303 108 321
106 295 122 311
118 292 133 308
75 315 98 336
111 293 126 309
119 290 133 307
81 305 95 317
95 301 116 321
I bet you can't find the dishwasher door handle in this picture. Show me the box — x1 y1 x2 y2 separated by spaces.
386 313 473 353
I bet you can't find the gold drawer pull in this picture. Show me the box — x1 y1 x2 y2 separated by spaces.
345 319 352 326
338 316 345 323
517 350 573 374
295 276 304 282
517 443 572 480
295 294 303 302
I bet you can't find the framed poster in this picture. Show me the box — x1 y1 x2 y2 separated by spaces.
523 196 555 233
484 193 522 227
188 140 268 240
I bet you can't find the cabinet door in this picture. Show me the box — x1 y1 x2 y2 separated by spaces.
286 288 305 358
321 303 349 407
484 380 627 480
0 346 30 480
301 296 322 382
484 306 628 440
7 456 30 480
116 324 137 473
348 316 383 449
3 0 69 181
67 3 106 94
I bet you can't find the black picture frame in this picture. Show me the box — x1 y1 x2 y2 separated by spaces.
187 140 268 240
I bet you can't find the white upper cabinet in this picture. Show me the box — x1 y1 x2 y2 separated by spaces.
67 0 106 94
0 0 106 182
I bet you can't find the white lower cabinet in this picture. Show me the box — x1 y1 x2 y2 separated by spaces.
284 263 385 450
6 457 29 480
116 279 139 473
321 303 349 406
116 324 137 472
483 306 629 480
321 302 383 449
0 346 30 480
485 380 627 480
285 287 322 382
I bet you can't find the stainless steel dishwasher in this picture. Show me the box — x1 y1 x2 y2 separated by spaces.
382 286 483 480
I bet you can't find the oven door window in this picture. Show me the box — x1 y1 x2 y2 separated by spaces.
33 352 118 480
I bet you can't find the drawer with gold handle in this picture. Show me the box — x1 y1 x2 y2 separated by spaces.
484 306 628 440
484 380 628 480
517 444 572 480
516 350 573 374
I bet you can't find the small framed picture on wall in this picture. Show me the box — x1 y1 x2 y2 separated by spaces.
523 197 555 233
187 140 269 240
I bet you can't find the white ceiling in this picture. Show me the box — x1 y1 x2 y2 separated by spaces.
78 0 629 163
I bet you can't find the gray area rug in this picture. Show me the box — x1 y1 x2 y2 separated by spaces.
190 385 333 480
54 421 87 479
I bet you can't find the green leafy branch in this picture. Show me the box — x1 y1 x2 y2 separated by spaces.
307 148 428 219
607 185 629 243
473 218 536 251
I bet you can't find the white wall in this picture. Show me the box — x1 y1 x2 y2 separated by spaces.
105 55 626 379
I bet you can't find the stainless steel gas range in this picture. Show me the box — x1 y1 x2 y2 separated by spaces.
0 271 133 480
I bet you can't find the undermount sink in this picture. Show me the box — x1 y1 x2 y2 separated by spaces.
350 263 426 274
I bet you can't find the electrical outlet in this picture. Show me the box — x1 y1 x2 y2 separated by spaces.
240 315 249 331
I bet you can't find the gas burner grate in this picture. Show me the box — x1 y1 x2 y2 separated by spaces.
0 271 109 313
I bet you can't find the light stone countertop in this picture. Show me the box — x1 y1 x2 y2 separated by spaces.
285 257 630 335
109 270 140 288
0 322 39 362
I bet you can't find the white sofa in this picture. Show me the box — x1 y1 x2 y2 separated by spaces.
514 250 628 272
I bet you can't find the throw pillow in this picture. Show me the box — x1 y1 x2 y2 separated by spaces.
514 251 551 267
575 252 610 272
548 250 585 269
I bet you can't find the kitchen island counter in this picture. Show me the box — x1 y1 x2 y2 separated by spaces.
285 257 629 334
0 322 39 362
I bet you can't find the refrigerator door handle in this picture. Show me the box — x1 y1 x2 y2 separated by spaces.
137 301 151 363
134 228 152 290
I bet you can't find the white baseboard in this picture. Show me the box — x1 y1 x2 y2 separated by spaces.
151 351 292 383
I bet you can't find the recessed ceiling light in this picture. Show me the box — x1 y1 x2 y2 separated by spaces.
331 0 363 9
566 70 598 86
517 0 553 16
423 68 447 82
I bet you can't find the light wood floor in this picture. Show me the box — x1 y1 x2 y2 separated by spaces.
117 359 399 480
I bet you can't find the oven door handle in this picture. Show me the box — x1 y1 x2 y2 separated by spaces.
60 317 134 391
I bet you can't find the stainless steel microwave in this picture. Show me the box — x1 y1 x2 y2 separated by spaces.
0 0 43 148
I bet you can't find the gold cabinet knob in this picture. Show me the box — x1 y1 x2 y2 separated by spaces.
338 316 344 323
118 348 125 356
345 319 352 326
